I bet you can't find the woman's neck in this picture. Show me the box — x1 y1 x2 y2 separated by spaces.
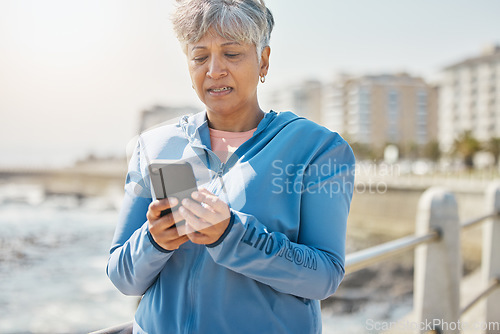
207 108 265 132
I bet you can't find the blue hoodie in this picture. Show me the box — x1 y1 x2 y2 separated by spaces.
107 110 355 334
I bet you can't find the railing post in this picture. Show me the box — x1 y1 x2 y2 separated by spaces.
414 187 461 333
482 182 500 333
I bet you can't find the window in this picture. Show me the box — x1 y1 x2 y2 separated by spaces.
416 90 428 144
358 87 371 143
387 90 399 142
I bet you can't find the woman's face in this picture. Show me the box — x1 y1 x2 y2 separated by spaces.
186 31 270 118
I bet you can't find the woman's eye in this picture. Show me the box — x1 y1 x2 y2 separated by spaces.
193 56 207 63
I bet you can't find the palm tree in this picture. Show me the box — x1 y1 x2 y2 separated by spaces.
453 131 481 170
485 137 500 167
423 140 441 162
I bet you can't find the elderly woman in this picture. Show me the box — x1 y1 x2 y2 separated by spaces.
107 0 355 333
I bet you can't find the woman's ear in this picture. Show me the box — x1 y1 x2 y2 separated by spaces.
260 46 271 76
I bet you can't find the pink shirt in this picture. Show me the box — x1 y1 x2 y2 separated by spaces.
209 127 257 162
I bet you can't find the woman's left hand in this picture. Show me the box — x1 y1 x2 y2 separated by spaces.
178 188 231 245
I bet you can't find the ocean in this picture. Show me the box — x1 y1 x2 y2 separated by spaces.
0 189 137 334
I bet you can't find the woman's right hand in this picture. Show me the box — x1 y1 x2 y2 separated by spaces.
147 198 189 251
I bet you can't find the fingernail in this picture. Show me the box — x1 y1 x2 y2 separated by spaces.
169 197 178 205
192 191 199 199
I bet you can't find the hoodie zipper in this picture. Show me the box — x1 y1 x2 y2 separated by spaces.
186 247 203 334
203 150 227 195
186 155 225 334
217 162 226 190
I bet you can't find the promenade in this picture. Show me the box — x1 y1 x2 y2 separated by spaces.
2 161 499 333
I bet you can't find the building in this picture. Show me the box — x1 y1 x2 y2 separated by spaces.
322 73 438 156
138 105 200 133
263 80 323 124
439 44 500 153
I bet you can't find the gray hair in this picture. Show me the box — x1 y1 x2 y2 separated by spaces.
172 0 274 57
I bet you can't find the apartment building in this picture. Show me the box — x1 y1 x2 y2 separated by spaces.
262 80 323 124
323 73 438 155
439 45 500 153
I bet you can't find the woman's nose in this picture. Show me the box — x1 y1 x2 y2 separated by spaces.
206 56 227 79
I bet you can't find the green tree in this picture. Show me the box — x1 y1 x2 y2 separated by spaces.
422 140 441 162
399 141 419 160
453 131 481 170
350 142 373 160
485 137 500 166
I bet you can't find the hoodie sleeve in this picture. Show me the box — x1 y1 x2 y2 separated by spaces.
106 139 174 296
206 136 355 300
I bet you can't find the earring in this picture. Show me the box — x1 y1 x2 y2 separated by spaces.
260 75 266 83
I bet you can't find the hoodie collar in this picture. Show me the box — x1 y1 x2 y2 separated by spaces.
179 111 210 148
180 110 278 149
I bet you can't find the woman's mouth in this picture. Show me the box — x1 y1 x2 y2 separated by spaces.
208 87 233 96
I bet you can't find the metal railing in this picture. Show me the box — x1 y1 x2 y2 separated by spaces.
345 230 440 274
460 278 500 316
345 210 500 310
90 184 500 334
344 184 500 334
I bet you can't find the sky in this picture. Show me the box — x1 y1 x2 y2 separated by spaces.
0 0 499 168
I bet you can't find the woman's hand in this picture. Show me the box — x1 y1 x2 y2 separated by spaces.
178 188 231 245
147 198 189 251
